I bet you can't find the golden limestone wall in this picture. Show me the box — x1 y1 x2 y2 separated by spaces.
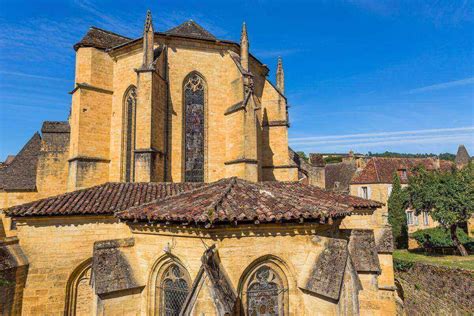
12 216 130 315
166 40 242 182
36 132 70 199
68 48 114 190
11 217 398 316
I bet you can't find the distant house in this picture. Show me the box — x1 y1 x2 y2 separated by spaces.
349 145 472 247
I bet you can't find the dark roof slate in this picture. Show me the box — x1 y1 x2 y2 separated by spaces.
351 157 453 184
325 162 357 193
4 182 203 217
117 177 381 225
455 145 470 166
41 121 70 133
74 27 131 51
92 238 141 296
348 230 380 273
303 238 348 300
0 133 42 191
165 20 216 40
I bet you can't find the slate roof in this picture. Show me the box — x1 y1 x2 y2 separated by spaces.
348 230 380 273
4 182 203 217
41 121 70 133
325 162 357 193
74 27 131 51
0 133 42 191
165 20 216 40
455 145 470 166
117 177 381 225
351 157 453 184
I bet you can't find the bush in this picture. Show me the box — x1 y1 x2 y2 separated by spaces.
411 227 472 248
393 258 414 272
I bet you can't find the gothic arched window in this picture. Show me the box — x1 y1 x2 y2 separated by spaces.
240 261 289 316
65 259 94 316
183 73 205 182
122 86 137 182
159 264 190 316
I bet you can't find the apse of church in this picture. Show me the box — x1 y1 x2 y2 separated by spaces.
60 9 296 192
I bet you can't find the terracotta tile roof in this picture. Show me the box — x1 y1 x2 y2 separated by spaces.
165 20 216 40
117 178 381 225
4 182 203 217
0 133 42 191
74 27 131 51
351 157 453 184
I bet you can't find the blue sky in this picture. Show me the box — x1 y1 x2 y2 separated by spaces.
0 0 473 160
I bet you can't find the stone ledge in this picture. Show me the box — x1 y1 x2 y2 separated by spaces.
224 158 258 165
68 82 113 95
68 156 110 163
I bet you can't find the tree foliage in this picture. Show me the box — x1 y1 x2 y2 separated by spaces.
296 151 309 162
388 173 409 249
406 163 474 256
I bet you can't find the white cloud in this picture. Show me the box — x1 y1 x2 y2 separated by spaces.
407 77 474 94
290 126 474 142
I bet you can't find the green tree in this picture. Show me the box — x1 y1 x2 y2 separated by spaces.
388 173 408 248
296 151 309 162
406 163 474 256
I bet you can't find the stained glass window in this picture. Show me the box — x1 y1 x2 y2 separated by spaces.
123 86 137 182
184 74 205 182
160 264 189 316
247 266 285 316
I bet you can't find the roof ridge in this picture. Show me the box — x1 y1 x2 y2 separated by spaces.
89 26 131 40
207 177 237 221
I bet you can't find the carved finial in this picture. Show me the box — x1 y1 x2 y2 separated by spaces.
144 10 153 32
276 57 284 94
142 10 155 68
240 22 249 72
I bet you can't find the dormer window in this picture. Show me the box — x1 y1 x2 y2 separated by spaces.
398 168 407 179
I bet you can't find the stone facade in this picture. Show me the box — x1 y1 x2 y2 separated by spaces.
0 10 401 316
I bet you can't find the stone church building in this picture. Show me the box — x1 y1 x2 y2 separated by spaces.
1 11 400 315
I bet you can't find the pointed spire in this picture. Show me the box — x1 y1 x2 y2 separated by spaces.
455 144 470 168
276 57 285 94
142 10 155 68
240 22 249 72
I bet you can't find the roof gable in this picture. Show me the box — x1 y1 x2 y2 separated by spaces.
455 145 470 166
165 20 216 40
0 133 42 191
74 27 131 51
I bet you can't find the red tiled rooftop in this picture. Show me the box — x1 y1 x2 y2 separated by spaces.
351 157 453 184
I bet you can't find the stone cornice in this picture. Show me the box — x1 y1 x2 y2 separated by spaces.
69 82 113 95
224 158 258 165
68 156 111 163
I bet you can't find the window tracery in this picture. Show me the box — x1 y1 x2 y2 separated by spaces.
159 264 189 316
183 74 205 182
246 266 286 316
123 86 137 182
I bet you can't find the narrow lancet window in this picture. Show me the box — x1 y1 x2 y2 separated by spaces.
184 74 205 182
160 264 189 316
123 86 137 182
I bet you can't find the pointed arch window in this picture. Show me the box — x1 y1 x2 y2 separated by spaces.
65 259 94 316
183 73 205 182
122 86 137 182
159 264 190 316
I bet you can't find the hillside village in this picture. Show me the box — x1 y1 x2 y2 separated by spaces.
0 8 472 316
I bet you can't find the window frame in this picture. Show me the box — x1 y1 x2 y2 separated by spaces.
406 211 414 225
